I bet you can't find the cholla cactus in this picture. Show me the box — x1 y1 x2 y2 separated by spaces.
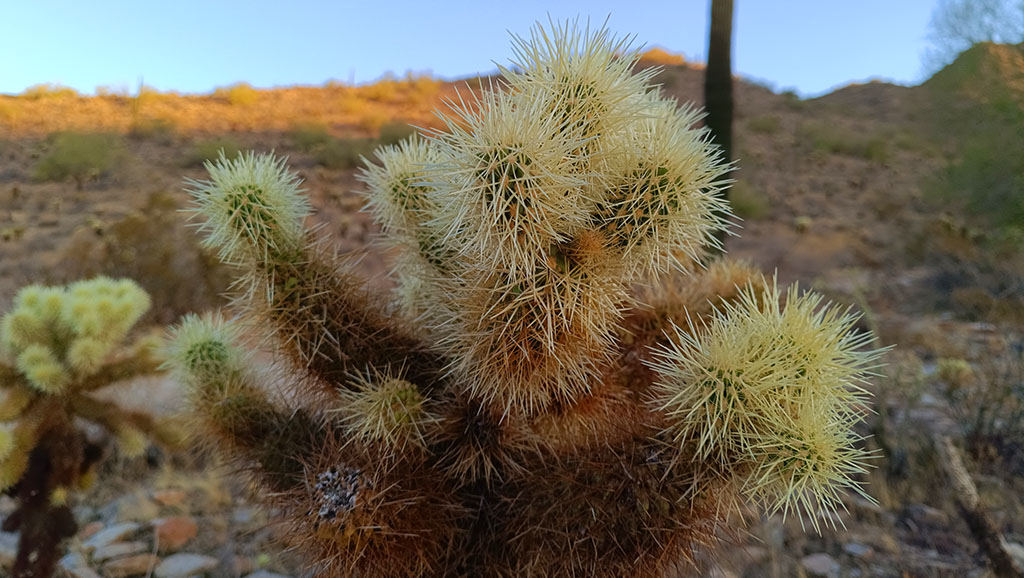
170 20 885 578
0 277 170 578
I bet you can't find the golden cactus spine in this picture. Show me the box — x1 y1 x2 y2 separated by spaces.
170 19 886 578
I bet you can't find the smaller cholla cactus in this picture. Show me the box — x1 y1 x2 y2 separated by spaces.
170 19 887 578
0 277 171 578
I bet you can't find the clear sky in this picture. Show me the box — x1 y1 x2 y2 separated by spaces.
1 0 939 98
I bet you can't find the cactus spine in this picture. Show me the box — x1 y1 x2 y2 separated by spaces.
170 20 885 578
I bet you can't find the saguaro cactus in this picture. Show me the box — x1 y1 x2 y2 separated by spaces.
169 20 884 578
0 277 170 578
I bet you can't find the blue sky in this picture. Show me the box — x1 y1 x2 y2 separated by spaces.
2 0 939 98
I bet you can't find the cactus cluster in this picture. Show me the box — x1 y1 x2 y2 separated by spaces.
0 277 170 578
169 21 884 578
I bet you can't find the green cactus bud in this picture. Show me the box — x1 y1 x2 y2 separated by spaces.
336 368 438 452
358 135 439 237
17 344 69 393
428 89 593 276
648 277 884 524
67 337 113 374
1 307 50 353
164 313 244 382
185 151 311 266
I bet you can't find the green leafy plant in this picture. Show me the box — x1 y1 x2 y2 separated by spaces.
168 21 885 577
0 277 173 577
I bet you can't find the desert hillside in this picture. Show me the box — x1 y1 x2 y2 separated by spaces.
1 45 1023 578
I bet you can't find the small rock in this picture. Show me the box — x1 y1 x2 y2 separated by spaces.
1007 543 1024 568
78 521 104 539
0 531 17 568
904 504 950 527
231 555 255 576
59 552 88 571
232 507 256 525
155 553 220 578
102 493 160 523
102 553 160 578
93 541 149 563
65 567 103 578
73 504 98 523
154 516 198 552
740 545 769 565
153 489 187 508
0 496 15 516
83 522 140 551
801 553 840 578
843 542 873 559
245 572 293 578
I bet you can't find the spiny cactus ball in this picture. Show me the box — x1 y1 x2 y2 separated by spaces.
171 19 886 578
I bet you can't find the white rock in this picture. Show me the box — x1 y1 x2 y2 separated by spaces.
154 553 220 578
1006 542 1024 568
65 567 104 578
83 522 140 551
801 553 840 578
92 541 149 563
0 531 16 568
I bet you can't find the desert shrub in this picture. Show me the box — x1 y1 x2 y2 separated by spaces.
799 122 889 163
95 85 131 98
186 138 244 167
34 132 120 189
358 110 390 133
378 121 416 145
289 123 375 169
404 73 442 100
728 179 770 219
747 114 780 134
932 118 1024 231
57 192 231 324
337 92 369 115
214 82 259 106
134 84 172 109
128 117 177 143
781 89 804 110
20 84 78 100
360 73 401 102
939 344 1024 473
314 137 374 170
290 122 333 152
